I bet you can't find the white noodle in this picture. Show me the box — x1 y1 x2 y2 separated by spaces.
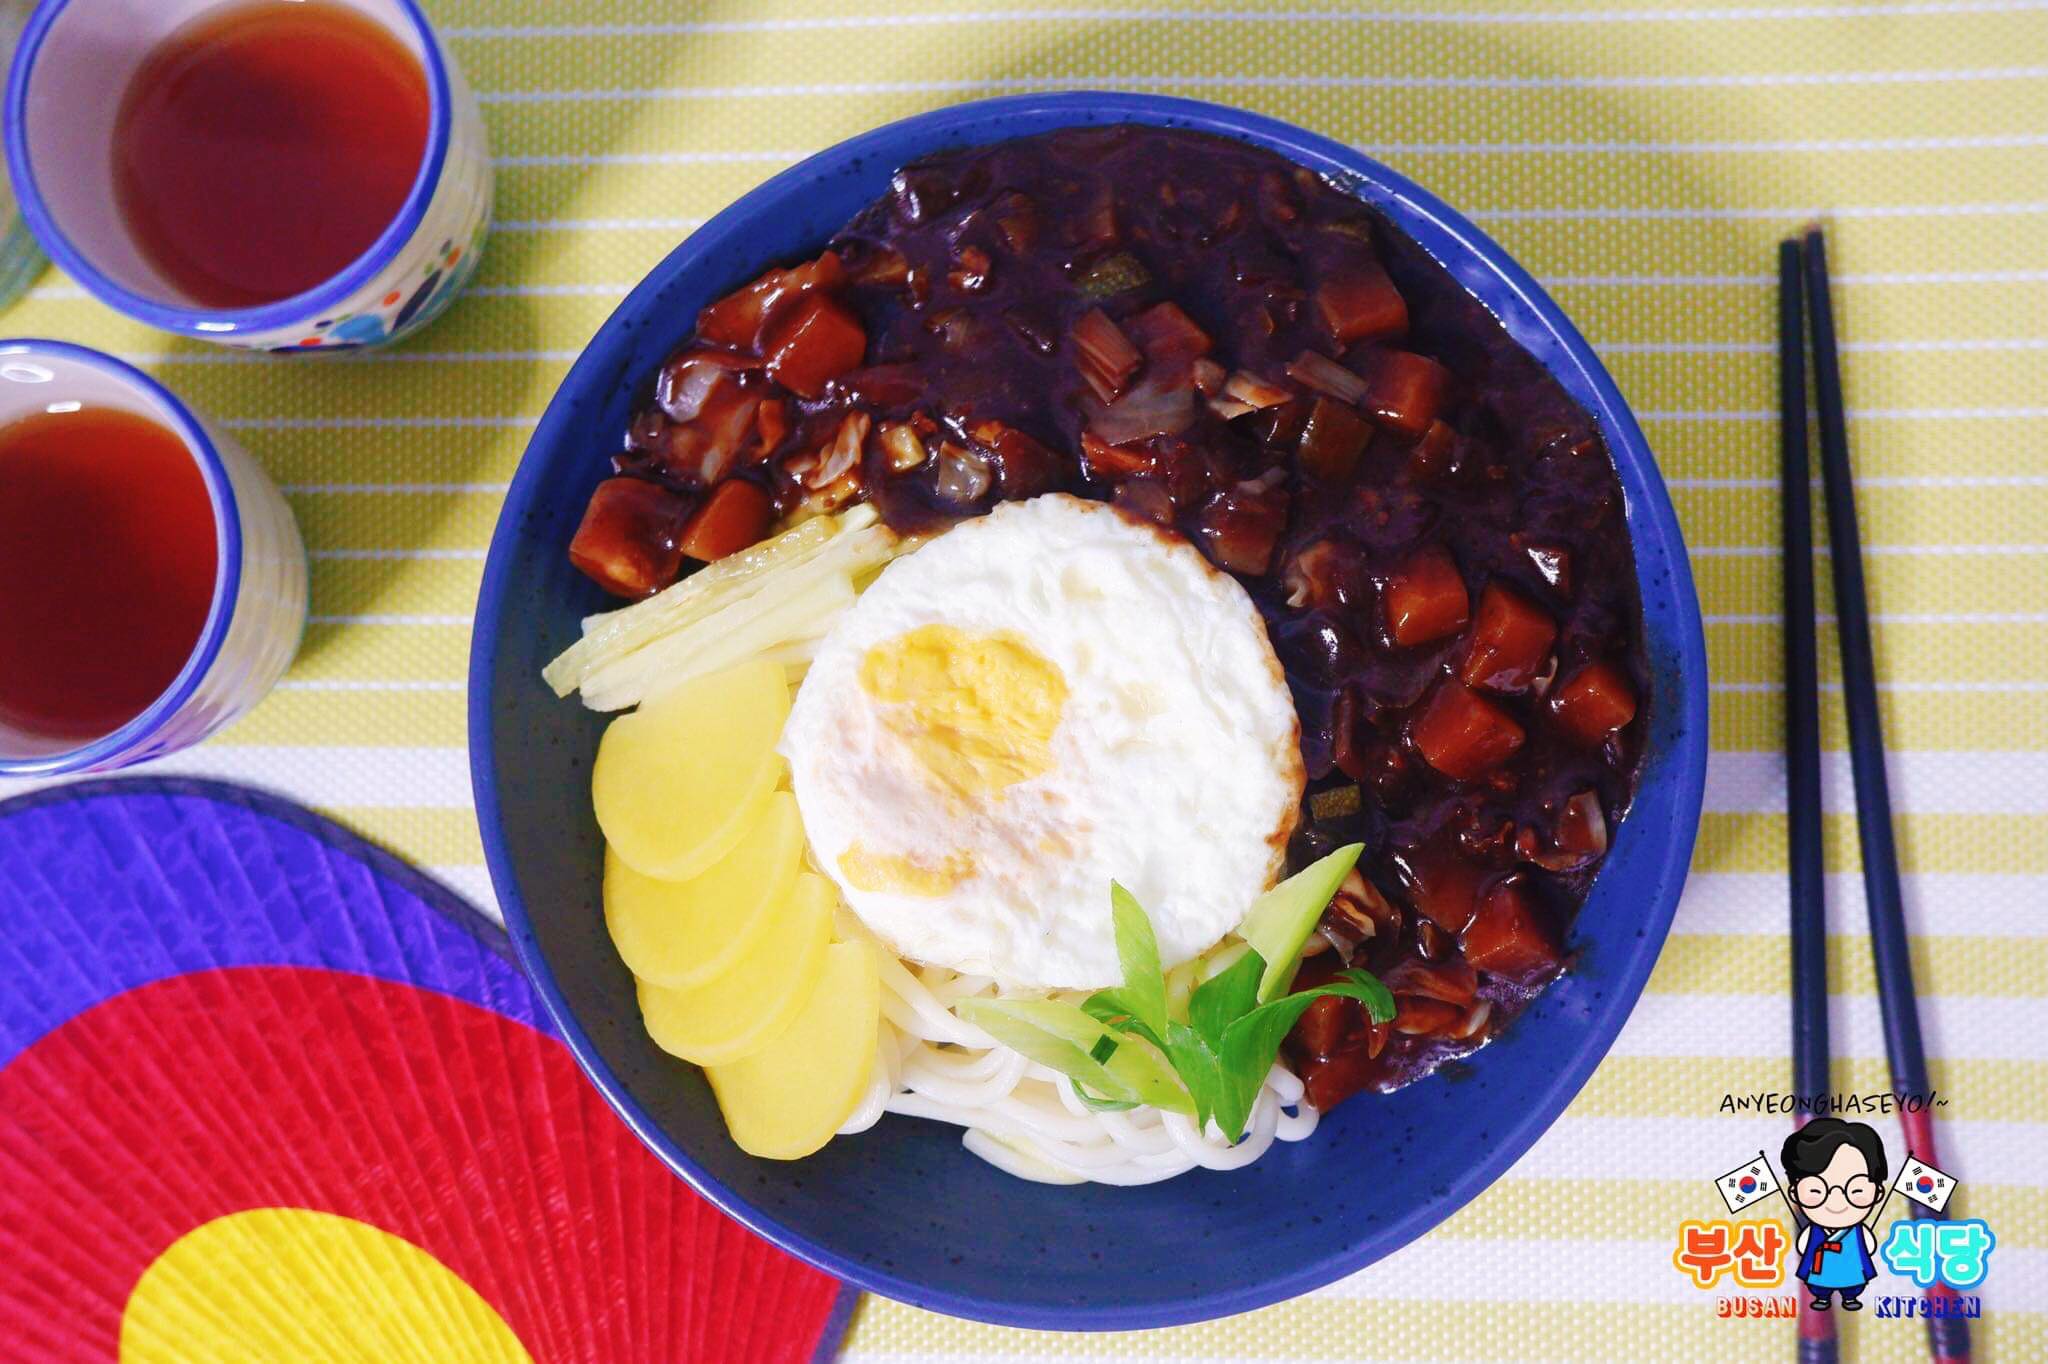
836 942 1322 1184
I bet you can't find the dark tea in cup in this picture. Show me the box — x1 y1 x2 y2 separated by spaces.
112 0 431 309
0 406 218 742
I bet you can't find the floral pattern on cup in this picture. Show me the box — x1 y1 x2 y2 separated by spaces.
275 213 489 353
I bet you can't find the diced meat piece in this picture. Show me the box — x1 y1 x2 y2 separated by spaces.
677 479 774 562
1191 357 1226 396
1381 955 1478 1007
1298 1046 1378 1110
1149 439 1223 511
1390 996 1465 1036
1358 350 1452 438
1389 842 1484 934
1126 301 1212 370
1274 613 1365 685
1111 478 1175 526
1193 475 1290 576
1294 994 1360 1056
1411 681 1525 780
1551 660 1639 745
1285 349 1369 405
1460 879 1561 982
1249 396 1310 450
836 362 925 409
1382 544 1468 646
763 295 867 398
1072 308 1142 404
569 477 695 598
1296 395 1372 483
1314 259 1408 345
697 250 844 351
1460 582 1558 693
1080 430 1156 481
1409 419 1457 480
968 419 1064 497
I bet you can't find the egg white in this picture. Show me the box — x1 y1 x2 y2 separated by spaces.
780 493 1303 991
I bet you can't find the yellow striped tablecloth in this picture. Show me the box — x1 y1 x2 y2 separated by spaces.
5 2 2044 1359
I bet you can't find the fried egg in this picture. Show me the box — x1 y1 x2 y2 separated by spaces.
780 493 1303 990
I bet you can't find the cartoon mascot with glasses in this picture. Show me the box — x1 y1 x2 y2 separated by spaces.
1781 1118 1886 1310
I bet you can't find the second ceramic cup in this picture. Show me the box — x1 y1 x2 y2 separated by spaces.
4 0 491 350
0 340 306 776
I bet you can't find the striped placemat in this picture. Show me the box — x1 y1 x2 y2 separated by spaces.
4 2 2042 1358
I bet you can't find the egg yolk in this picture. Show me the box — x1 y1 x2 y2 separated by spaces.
839 842 977 898
857 624 1067 802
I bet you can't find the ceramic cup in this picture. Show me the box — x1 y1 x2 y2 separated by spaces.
0 340 307 776
3 0 491 351
0 0 46 316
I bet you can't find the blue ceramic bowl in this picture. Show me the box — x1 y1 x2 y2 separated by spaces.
471 93 1708 1330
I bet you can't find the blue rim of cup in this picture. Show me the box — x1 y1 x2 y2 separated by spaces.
0 340 242 776
3 0 454 341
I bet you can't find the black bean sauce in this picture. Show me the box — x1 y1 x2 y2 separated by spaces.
593 125 1649 1107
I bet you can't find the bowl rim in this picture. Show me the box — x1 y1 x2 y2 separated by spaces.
470 91 1709 1329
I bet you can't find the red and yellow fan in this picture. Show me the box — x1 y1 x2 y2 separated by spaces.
0 781 851 1362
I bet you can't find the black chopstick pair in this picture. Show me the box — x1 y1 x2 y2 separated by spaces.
1779 230 1969 1364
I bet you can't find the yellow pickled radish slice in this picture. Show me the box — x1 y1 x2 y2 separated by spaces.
592 658 789 880
636 871 834 1066
707 940 881 1160
605 791 804 989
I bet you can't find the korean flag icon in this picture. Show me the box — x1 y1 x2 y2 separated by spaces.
1894 1156 1959 1213
1715 1153 1781 1214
